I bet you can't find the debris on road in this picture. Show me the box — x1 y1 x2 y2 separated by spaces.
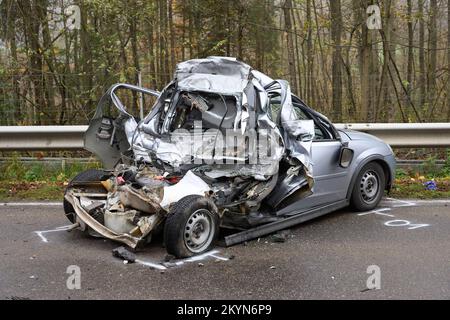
164 254 176 262
269 229 292 243
112 246 136 263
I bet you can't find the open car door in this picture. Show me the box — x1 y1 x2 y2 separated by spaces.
84 84 159 168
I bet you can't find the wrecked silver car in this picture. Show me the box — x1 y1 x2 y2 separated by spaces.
64 56 395 258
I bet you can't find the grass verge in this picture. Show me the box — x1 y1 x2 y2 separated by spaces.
0 154 450 201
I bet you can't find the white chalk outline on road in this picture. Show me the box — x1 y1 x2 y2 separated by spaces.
135 259 167 270
358 207 394 217
134 249 229 270
34 225 77 243
358 197 431 230
32 224 230 270
383 197 417 207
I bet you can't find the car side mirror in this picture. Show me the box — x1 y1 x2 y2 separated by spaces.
339 147 354 168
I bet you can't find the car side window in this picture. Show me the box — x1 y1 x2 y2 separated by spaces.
292 103 328 141
292 106 309 120
268 97 333 141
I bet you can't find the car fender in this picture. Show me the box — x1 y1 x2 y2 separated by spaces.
345 152 394 200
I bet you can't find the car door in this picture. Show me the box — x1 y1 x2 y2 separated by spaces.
84 84 160 169
290 103 349 210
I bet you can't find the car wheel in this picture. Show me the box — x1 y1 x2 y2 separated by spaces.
164 195 219 258
350 162 385 211
63 169 111 223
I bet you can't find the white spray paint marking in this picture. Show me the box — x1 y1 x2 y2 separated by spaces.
384 220 430 230
135 259 167 270
183 250 223 262
358 208 394 217
384 197 416 207
34 225 78 243
412 199 450 204
357 197 430 230
210 254 229 261
133 250 229 270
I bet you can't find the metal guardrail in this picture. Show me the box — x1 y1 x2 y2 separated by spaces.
337 123 450 147
0 125 86 150
0 123 450 150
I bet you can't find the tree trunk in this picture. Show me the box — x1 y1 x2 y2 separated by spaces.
158 0 167 86
20 0 45 124
80 2 94 113
354 0 372 122
130 1 140 114
37 0 56 124
5 0 21 123
418 0 426 110
406 0 413 105
283 0 298 93
312 0 331 105
428 0 437 110
146 13 157 89
377 0 393 122
330 0 342 122
447 0 450 120
306 0 314 106
168 0 176 73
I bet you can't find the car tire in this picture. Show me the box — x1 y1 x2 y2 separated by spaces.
350 162 385 211
63 169 111 223
164 195 219 258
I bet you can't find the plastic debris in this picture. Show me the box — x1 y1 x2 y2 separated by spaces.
424 180 437 191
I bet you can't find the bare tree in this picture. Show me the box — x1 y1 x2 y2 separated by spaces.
448 0 450 120
330 0 342 121
418 0 426 109
428 0 438 109
283 0 298 93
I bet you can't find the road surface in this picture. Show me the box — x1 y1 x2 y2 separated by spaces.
0 198 449 299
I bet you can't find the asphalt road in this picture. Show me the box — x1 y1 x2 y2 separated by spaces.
0 198 449 300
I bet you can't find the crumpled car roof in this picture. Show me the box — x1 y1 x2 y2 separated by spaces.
175 56 252 95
